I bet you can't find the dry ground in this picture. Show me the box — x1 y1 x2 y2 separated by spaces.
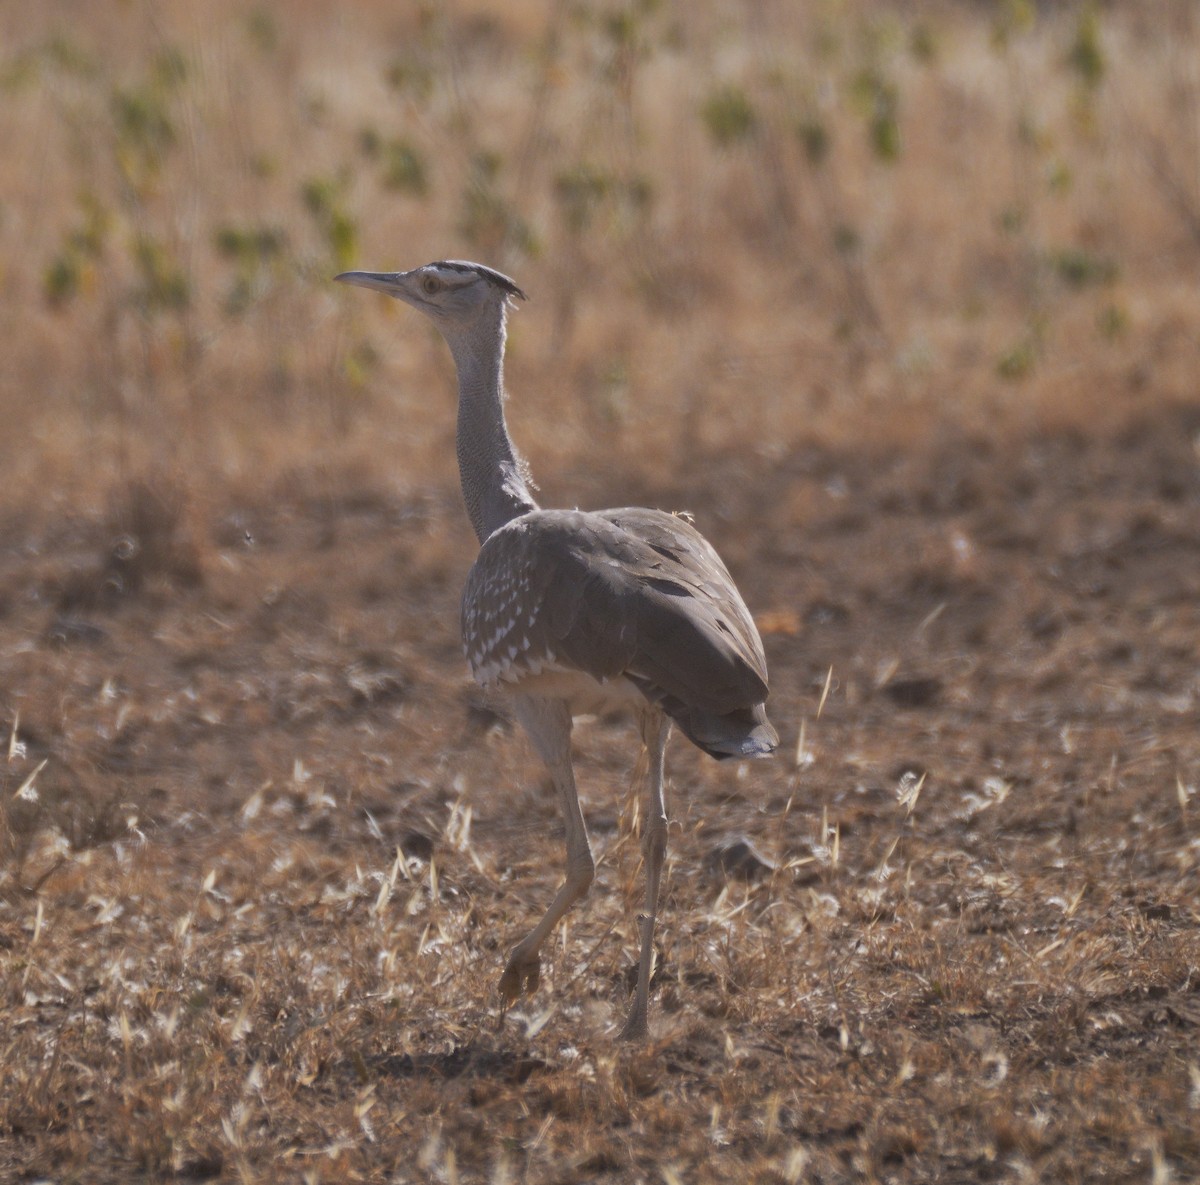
2 2 1200 1183
2 407 1199 1183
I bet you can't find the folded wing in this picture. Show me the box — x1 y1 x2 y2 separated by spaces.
462 508 778 759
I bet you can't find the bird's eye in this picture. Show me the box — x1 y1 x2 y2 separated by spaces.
422 276 441 295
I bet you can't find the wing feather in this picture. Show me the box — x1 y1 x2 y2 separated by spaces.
462 507 770 722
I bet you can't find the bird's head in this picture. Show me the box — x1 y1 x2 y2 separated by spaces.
335 260 527 349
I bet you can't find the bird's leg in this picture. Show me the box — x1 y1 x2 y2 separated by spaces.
619 709 672 1041
499 696 594 1010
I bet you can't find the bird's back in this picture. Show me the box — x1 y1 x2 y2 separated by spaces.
462 507 778 759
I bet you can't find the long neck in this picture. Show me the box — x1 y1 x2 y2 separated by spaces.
446 304 538 543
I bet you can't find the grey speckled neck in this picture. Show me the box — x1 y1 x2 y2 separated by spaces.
447 302 538 543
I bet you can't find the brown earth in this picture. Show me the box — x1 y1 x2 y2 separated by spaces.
3 2 1200 1178
2 400 1198 1183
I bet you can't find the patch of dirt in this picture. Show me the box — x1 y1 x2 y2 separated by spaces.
1 405 1198 1182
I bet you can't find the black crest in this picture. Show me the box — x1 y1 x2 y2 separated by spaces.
432 260 528 301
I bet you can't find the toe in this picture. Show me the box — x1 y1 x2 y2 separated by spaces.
499 952 540 1004
618 1008 649 1042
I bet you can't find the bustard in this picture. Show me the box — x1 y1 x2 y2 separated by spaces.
335 260 778 1039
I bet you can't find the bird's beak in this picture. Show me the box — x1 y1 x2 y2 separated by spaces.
334 270 407 296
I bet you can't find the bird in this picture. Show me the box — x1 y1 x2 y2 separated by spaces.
335 259 778 1039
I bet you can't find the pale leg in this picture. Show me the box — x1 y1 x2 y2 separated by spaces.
499 695 595 1007
619 709 671 1041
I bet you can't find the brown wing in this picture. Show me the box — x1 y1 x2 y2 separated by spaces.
462 508 777 756
595 507 770 703
461 510 635 687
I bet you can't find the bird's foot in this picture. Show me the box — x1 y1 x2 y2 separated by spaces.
617 1003 649 1042
498 950 541 1008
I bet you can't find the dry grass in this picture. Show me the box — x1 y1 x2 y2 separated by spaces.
2 2 1200 1182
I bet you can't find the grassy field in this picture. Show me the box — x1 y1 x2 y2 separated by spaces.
2 1 1200 1181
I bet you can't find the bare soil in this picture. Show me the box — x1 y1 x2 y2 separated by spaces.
2 401 1198 1183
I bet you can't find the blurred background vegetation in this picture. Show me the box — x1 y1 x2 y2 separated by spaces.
1 0 1198 524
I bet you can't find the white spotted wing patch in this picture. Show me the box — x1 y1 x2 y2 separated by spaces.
460 506 770 724
461 517 562 688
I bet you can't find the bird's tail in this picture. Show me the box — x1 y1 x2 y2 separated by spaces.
669 702 779 761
